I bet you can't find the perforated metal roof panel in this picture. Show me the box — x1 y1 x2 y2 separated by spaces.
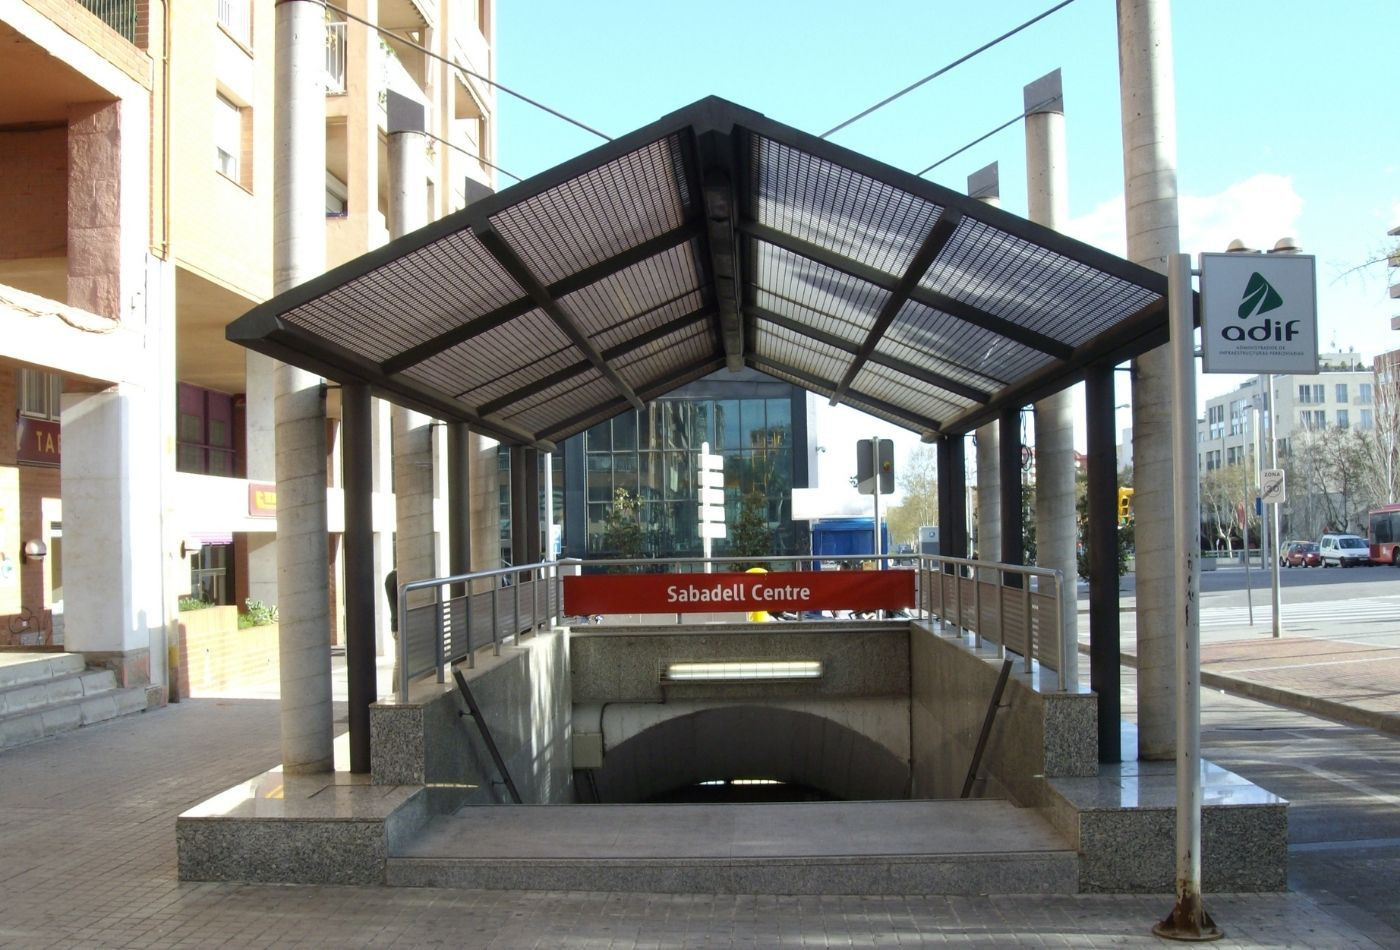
228 97 1169 449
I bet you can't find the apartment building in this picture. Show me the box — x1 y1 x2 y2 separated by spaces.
1196 352 1376 476
0 0 498 696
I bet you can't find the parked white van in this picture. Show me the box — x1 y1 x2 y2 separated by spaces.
1318 533 1371 567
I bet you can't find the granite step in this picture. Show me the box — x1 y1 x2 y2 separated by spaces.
387 800 1080 895
0 655 149 752
0 652 85 689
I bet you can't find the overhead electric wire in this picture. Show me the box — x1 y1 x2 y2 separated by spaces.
819 0 1078 139
420 129 523 182
915 96 1057 177
322 1 612 143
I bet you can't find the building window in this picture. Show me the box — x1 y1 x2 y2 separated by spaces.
1358 383 1373 405
216 0 251 47
215 94 242 183
177 383 236 476
18 369 62 420
1361 409 1374 430
1336 383 1349 403
1300 410 1325 430
1337 409 1349 429
325 171 348 216
190 544 232 605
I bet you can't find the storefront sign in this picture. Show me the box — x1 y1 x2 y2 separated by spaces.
563 569 914 615
1200 252 1318 374
16 418 60 467
248 482 277 517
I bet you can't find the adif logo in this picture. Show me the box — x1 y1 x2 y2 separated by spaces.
1222 271 1299 342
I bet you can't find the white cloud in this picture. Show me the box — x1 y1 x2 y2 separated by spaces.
1066 173 1305 261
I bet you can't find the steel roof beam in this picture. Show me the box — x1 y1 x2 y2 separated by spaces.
694 128 745 371
739 219 1073 359
831 209 962 406
537 357 727 443
379 222 702 377
474 307 713 417
476 227 645 413
748 354 941 437
746 304 991 404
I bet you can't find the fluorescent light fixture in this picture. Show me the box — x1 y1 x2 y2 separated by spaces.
664 660 822 681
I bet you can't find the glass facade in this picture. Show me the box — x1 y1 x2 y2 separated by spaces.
563 376 810 561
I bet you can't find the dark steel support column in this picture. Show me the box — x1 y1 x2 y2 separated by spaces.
447 422 472 580
523 448 541 564
999 408 1024 579
341 383 376 773
509 445 528 568
937 434 967 560
1085 366 1122 762
563 436 586 559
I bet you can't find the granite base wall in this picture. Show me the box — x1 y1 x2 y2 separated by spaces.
371 627 573 805
909 621 1097 802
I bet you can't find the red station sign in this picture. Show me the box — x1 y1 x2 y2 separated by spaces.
563 570 914 616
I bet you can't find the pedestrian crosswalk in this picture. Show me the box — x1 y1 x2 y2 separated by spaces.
1194 596 1400 630
1110 596 1400 634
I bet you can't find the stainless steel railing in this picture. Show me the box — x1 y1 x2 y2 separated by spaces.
393 553 1069 702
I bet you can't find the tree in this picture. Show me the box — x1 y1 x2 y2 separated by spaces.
1371 351 1400 504
1290 426 1379 534
1199 463 1252 556
601 487 643 568
884 444 938 548
1074 470 1132 578
728 490 772 569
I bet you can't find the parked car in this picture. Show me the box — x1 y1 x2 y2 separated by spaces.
1318 533 1372 567
1283 541 1321 568
1278 540 1308 566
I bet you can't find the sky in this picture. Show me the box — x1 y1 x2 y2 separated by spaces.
493 0 1400 500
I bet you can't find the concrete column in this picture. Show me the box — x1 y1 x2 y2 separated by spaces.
509 446 528 568
387 93 439 607
1119 0 1183 759
472 434 502 571
967 164 1001 570
273 0 332 774
447 422 473 582
62 95 173 692
1025 70 1078 687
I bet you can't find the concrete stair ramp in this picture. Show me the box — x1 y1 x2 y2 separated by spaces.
0 652 149 752
387 799 1079 895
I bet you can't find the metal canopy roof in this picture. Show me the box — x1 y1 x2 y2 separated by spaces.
228 97 1169 451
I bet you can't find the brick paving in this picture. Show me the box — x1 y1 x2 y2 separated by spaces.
0 695 1392 948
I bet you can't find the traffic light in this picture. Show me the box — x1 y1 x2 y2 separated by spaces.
1117 487 1134 525
878 438 894 495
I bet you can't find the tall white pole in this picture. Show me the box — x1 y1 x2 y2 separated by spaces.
968 163 1001 578
273 0 332 774
871 436 882 565
1266 373 1282 637
1152 254 1220 940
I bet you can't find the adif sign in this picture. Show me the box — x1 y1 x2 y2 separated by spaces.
1200 252 1318 374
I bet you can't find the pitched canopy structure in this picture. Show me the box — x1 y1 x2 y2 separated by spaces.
228 97 1169 451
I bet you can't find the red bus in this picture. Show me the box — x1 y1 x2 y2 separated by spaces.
1369 504 1400 565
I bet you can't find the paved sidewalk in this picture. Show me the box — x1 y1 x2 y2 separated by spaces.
0 691 1393 947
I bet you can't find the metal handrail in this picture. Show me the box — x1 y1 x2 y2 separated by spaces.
393 553 1067 703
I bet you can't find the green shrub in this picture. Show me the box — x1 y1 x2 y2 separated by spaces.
178 596 213 612
239 598 279 628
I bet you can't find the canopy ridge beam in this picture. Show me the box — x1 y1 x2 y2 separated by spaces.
831 209 962 406
746 304 991 404
379 221 702 377
473 307 714 417
694 128 745 371
748 354 941 437
537 358 727 443
738 219 1071 360
477 228 645 413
